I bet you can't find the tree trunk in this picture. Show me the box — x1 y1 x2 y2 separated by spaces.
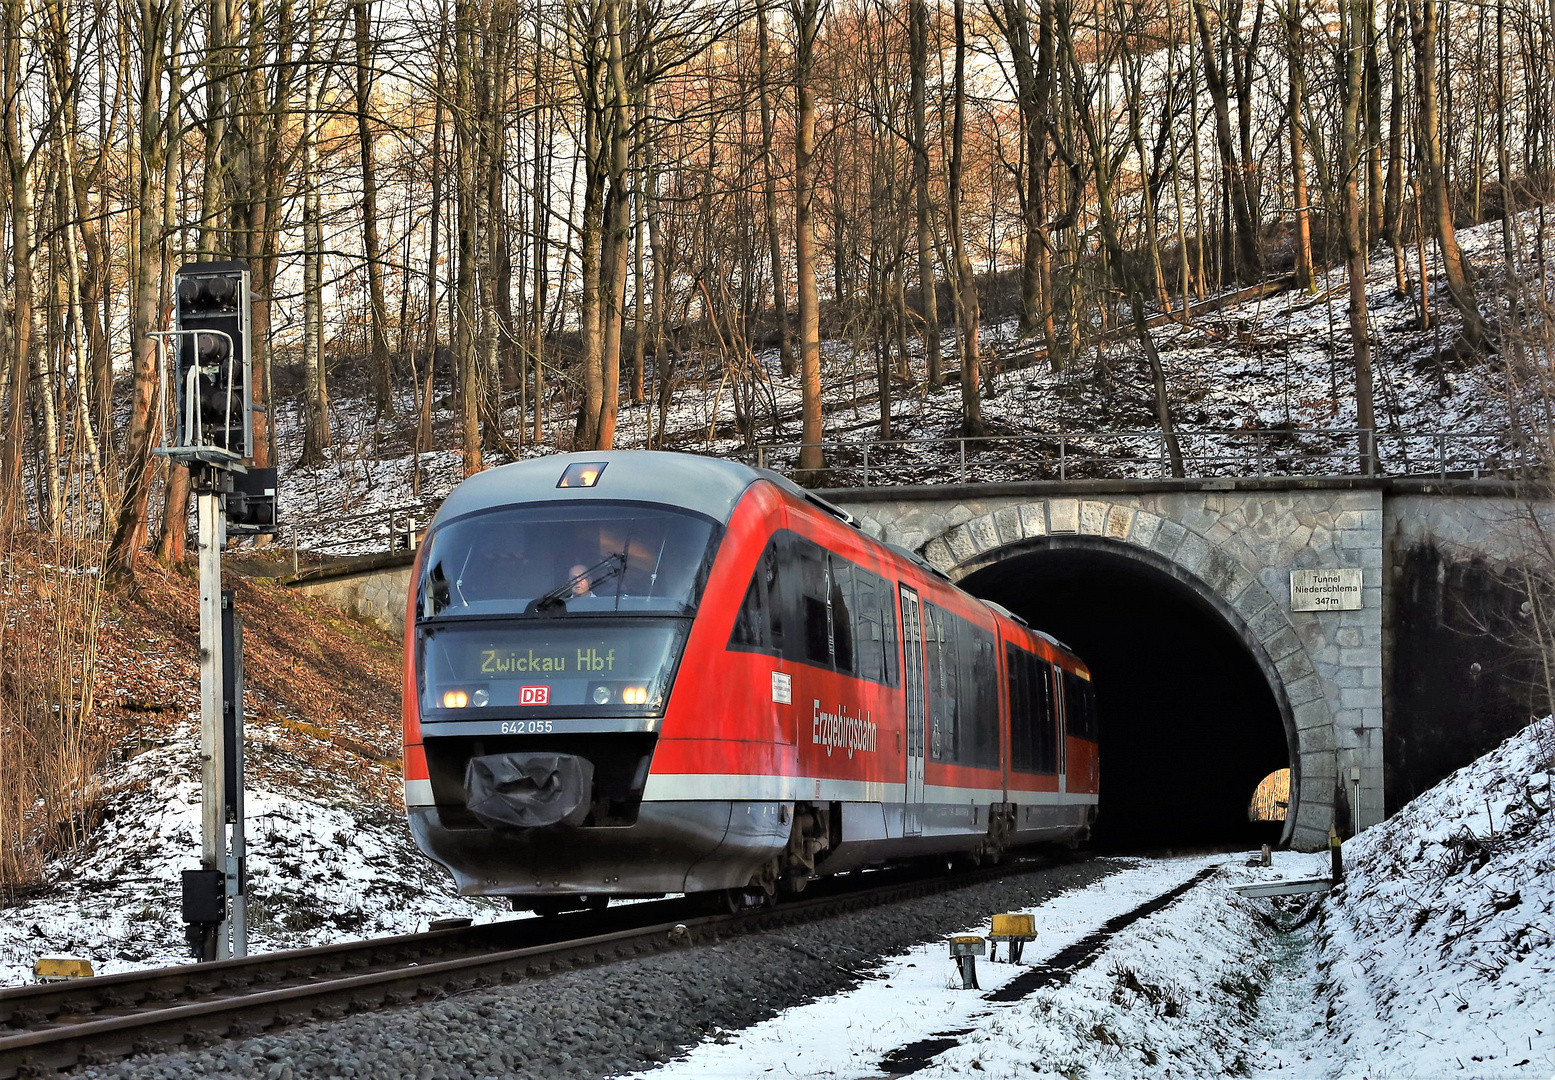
1406 0 1487 348
1194 0 1263 281
298 0 331 467
793 0 825 475
106 0 174 578
909 0 941 387
757 1 793 378
1057 0 1183 475
1286 0 1316 291
353 0 393 418
949 0 982 436
1340 0 1378 472
597 0 631 450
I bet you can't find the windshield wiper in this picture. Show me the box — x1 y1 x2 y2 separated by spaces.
527 552 627 615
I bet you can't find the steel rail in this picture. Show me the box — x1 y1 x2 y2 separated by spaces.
0 855 1075 1078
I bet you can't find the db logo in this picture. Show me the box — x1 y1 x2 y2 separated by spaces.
519 685 550 706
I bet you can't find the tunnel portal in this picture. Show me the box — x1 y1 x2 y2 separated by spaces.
961 544 1293 851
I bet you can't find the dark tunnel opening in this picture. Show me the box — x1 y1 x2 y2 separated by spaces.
961 544 1292 852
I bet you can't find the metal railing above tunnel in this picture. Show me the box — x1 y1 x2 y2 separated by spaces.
741 427 1526 487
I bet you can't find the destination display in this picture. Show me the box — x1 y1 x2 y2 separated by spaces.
419 619 688 716
1290 568 1363 612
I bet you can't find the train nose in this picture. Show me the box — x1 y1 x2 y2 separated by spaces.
463 752 595 828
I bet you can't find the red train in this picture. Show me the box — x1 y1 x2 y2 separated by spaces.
402 451 1098 909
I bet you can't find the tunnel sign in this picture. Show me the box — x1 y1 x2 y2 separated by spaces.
1290 568 1362 611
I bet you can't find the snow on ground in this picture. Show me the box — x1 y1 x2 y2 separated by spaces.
618 853 1250 1080
627 718 1555 1080
0 738 509 988
1263 715 1555 1079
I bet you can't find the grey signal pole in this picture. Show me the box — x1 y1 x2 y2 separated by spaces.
197 488 230 958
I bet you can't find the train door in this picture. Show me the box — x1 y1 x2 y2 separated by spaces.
1052 663 1068 796
899 585 926 836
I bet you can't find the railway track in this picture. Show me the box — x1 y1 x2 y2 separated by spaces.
0 854 1077 1078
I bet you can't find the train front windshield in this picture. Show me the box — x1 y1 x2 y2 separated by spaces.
415 502 719 719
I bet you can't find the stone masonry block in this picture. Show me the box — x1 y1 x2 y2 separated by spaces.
967 513 1000 554
1080 501 1108 535
1129 511 1162 548
1233 584 1272 623
1105 504 1135 540
945 524 978 565
1341 686 1383 710
1299 773 1335 804
1152 519 1187 558
1275 648 1315 685
1290 824 1330 852
993 506 1023 545
1048 499 1079 533
1285 674 1323 707
922 537 955 570
1293 698 1330 730
943 504 974 529
1249 601 1289 641
1221 561 1255 606
1339 646 1378 668
1301 724 1336 754
1018 503 1046 537
1262 625 1303 662
1201 549 1240 597
1174 532 1212 577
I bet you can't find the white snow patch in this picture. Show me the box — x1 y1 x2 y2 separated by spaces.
622 718 1555 1080
0 739 509 988
1261 716 1555 1078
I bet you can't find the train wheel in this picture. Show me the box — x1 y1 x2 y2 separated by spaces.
717 887 773 914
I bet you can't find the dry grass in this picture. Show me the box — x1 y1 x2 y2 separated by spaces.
0 523 110 895
0 514 406 897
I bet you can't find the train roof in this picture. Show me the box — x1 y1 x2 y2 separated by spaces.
431 450 865 533
432 450 767 526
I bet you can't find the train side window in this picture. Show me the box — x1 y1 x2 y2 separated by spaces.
924 604 957 761
729 529 900 687
1008 645 1057 775
852 566 880 683
798 543 831 666
948 619 997 768
880 585 899 685
729 536 791 655
1035 662 1058 772
1007 643 1032 771
829 557 856 674
1063 669 1098 741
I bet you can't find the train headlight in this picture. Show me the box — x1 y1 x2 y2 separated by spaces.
442 689 469 709
592 685 611 704
621 686 648 705
472 688 489 707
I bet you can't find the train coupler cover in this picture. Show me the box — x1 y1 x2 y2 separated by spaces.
464 752 594 828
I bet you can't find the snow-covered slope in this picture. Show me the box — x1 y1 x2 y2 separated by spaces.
274 211 1552 558
1286 715 1555 1077
628 718 1554 1080
0 739 508 987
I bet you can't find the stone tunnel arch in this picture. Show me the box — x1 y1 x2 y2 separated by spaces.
957 537 1299 851
888 497 1346 849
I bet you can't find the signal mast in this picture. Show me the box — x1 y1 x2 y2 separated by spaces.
153 261 278 961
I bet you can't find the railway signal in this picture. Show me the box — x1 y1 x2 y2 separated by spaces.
152 260 277 962
169 261 252 459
